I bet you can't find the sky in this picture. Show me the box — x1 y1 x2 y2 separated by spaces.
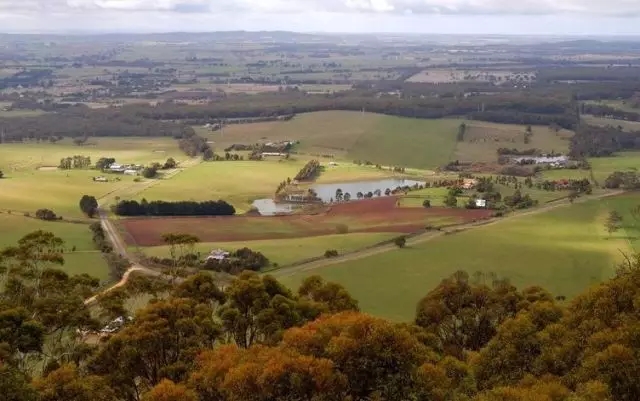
1 0 640 35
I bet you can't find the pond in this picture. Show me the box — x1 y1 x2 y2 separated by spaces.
311 178 425 202
251 178 426 216
251 199 300 216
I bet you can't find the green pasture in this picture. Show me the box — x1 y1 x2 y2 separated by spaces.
453 121 573 163
198 111 461 169
134 159 305 212
0 137 184 172
279 194 640 322
0 214 110 283
589 152 640 184
0 169 136 218
141 233 398 267
582 115 640 132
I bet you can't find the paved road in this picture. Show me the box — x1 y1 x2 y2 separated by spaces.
271 190 625 279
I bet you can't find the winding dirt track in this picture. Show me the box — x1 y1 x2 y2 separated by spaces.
84 160 199 305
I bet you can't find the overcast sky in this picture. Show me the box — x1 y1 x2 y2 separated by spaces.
1 0 640 35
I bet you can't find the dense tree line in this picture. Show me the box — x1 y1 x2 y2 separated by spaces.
114 199 235 217
569 124 640 157
0 107 194 142
3 229 640 401
581 103 640 122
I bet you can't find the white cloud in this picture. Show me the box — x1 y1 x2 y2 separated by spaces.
0 0 640 16
0 0 640 33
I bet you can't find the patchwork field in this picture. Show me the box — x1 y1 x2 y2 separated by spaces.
453 121 573 163
0 214 110 282
141 233 399 267
198 111 462 169
278 194 640 322
120 197 493 246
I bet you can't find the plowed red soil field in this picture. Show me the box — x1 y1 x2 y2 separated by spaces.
120 197 493 246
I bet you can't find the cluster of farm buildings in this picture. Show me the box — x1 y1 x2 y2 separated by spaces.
93 162 143 182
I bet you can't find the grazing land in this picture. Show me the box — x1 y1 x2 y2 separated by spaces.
141 232 398 267
279 194 639 321
0 138 187 217
589 152 640 183
581 115 640 131
199 111 461 169
134 159 306 212
453 121 573 163
0 214 110 282
120 197 493 246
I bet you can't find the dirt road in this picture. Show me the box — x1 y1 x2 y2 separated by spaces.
84 159 200 305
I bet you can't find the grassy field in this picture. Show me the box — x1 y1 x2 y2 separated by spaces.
0 214 110 282
589 152 640 184
582 115 640 132
0 137 184 172
198 111 461 169
453 121 573 163
279 194 639 322
135 159 305 212
141 233 399 267
0 137 189 218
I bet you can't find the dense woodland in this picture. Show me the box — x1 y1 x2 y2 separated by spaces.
1 230 640 401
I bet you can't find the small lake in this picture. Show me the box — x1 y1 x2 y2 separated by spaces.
311 178 425 202
251 199 300 216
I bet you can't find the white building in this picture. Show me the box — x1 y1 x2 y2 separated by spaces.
206 249 230 261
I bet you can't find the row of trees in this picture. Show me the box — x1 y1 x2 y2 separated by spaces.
58 155 91 170
113 199 236 217
294 159 321 181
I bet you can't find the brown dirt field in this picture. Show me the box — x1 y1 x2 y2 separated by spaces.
120 197 494 246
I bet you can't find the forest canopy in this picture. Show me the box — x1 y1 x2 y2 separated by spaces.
1 231 639 401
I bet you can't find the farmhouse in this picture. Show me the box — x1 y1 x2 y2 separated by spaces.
100 316 132 334
462 178 478 190
261 152 288 157
475 199 487 208
93 176 108 182
124 169 138 176
206 249 230 261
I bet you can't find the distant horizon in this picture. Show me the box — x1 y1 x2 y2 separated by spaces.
2 29 640 40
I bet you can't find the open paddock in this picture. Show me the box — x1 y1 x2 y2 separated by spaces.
120 197 493 246
197 111 461 169
453 121 573 163
142 233 399 267
279 193 639 321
